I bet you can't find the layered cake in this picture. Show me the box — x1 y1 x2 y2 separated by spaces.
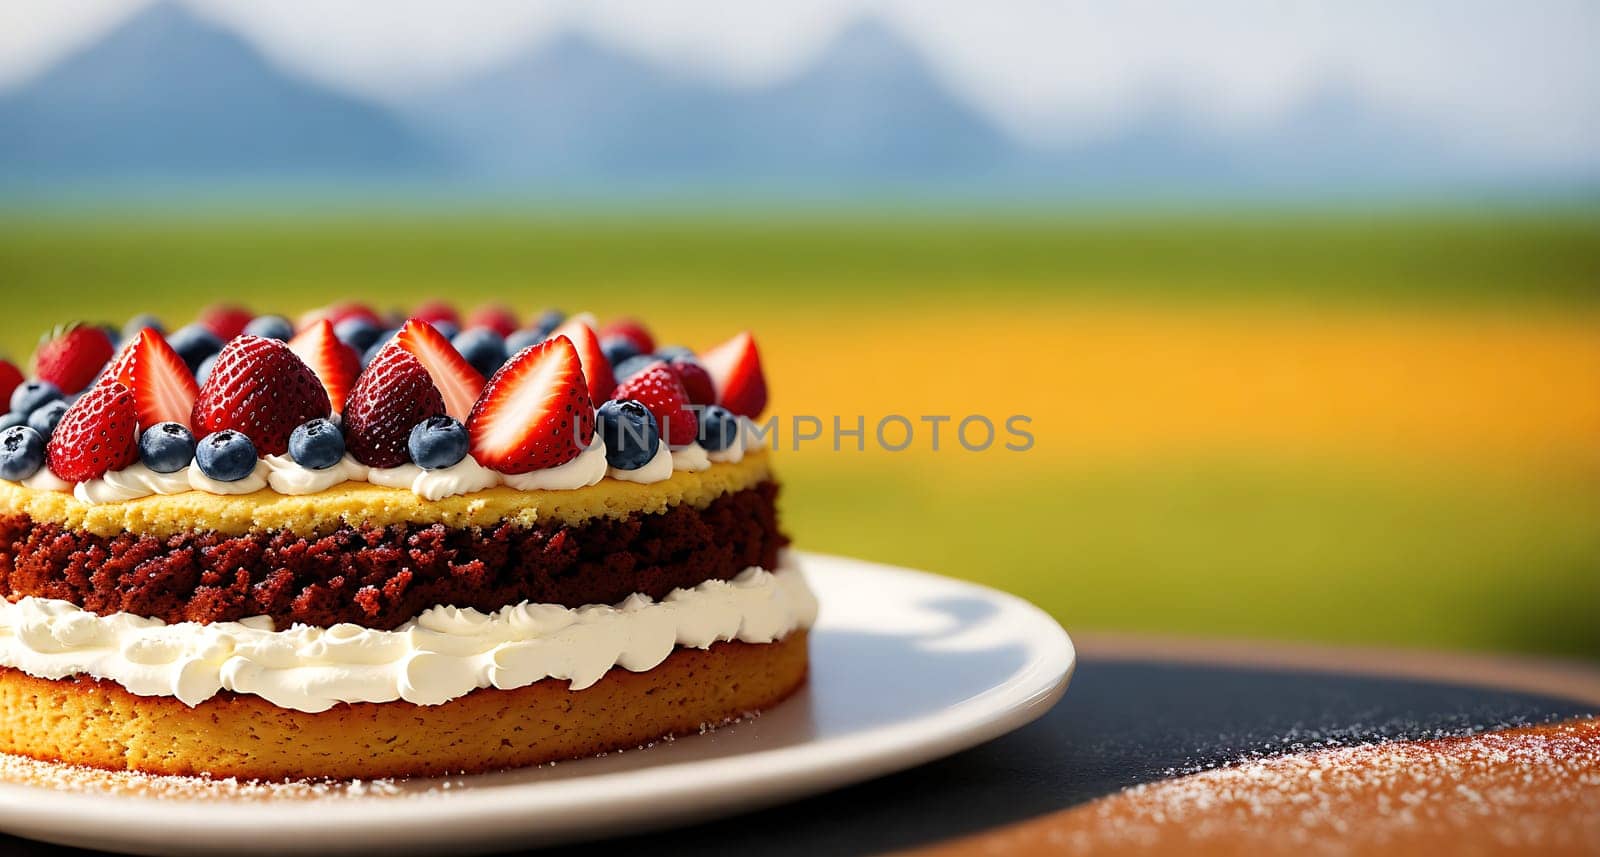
0 304 811 779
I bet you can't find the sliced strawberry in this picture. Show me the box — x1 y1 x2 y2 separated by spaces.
392 318 484 421
466 304 519 337
104 328 199 429
199 304 254 341
668 359 717 407
32 323 116 395
613 361 697 447
288 320 361 412
412 301 460 329
343 345 446 468
0 359 23 407
700 331 768 418
47 380 139 482
191 336 331 456
548 317 615 403
468 336 595 473
598 318 655 356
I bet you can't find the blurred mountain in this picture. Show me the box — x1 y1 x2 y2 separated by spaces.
416 19 1013 182
0 3 437 180
0 5 1584 196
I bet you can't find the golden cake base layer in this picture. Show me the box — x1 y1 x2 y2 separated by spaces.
0 631 807 780
0 451 772 537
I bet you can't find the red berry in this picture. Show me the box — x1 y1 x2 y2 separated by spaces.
103 328 198 429
343 345 447 468
668 359 716 407
191 336 331 456
0 359 23 407
613 361 697 447
412 301 460 328
468 336 595 473
701 331 768 418
548 318 615 402
32 323 116 395
289 319 361 413
199 304 254 341
298 302 382 333
598 318 655 356
46 380 139 482
466 304 519 337
392 318 484 421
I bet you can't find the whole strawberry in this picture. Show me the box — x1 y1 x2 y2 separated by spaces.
191 336 331 456
33 323 116 395
47 380 140 482
613 361 697 447
343 345 446 467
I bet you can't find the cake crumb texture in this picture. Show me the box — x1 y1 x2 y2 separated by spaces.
0 631 807 780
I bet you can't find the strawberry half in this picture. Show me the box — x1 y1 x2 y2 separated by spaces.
701 331 768 418
191 336 331 456
47 380 140 482
199 304 254 341
33 323 116 395
289 320 361 412
468 336 595 473
466 304 519 337
548 317 615 403
392 318 484 421
598 318 655 356
103 328 199 429
613 361 697 447
343 345 447 468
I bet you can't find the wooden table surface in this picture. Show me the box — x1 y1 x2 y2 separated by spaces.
7 635 1599 856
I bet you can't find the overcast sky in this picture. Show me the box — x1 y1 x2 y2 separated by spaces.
2 0 1597 167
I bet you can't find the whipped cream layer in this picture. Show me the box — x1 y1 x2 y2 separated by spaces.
44 433 743 505
0 556 814 713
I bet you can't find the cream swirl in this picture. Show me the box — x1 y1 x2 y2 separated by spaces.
609 440 673 483
0 557 815 713
262 454 370 495
411 455 501 500
186 460 269 495
20 467 72 493
73 462 192 504
365 463 423 490
500 436 608 491
670 442 711 472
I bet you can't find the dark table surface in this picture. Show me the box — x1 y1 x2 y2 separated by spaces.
7 641 1597 857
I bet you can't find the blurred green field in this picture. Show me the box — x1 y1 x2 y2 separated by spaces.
2 210 1597 657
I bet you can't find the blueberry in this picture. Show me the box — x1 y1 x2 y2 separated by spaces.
194 353 219 387
0 412 25 431
139 422 196 473
654 345 695 362
430 320 459 340
334 318 383 351
289 418 345 470
408 416 469 470
531 309 564 339
600 336 641 366
195 430 257 482
612 355 656 384
10 380 62 415
243 315 294 341
167 324 224 373
26 400 68 438
504 328 544 356
0 426 46 481
597 399 659 470
452 328 508 377
697 405 740 452
122 313 164 341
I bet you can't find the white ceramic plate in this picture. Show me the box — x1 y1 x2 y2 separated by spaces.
0 552 1075 856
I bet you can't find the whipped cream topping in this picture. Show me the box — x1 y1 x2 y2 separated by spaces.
185 460 269 495
21 468 72 493
671 443 711 472
609 440 674 484
0 557 815 713
707 417 766 464
74 462 191 504
411 455 501 501
501 437 608 491
263 454 370 495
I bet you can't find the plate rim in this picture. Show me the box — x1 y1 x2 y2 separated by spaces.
0 551 1075 849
